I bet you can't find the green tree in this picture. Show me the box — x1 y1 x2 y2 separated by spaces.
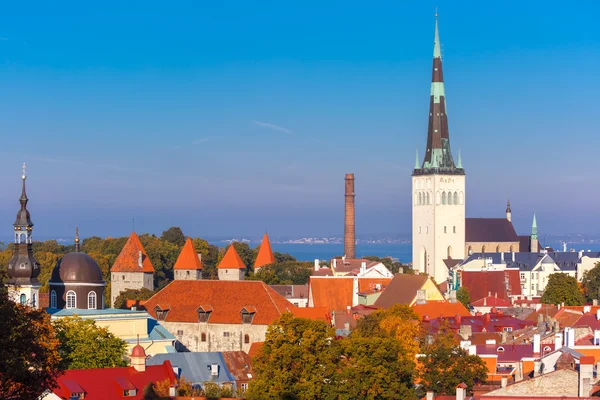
248 313 340 400
582 262 600 302
113 288 156 309
160 226 186 246
541 273 585 306
0 272 62 399
247 261 313 285
363 256 406 274
457 286 470 308
53 316 128 370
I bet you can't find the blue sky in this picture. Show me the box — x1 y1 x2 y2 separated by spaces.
0 1 598 238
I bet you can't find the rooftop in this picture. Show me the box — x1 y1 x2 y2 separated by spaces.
110 232 154 273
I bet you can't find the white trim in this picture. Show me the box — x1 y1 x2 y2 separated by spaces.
66 290 76 309
87 291 97 310
48 282 106 287
50 290 57 309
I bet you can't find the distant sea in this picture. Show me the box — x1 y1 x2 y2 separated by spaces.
267 243 413 263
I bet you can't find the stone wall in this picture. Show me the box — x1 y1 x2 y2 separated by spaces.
218 269 245 281
110 271 154 306
175 269 202 280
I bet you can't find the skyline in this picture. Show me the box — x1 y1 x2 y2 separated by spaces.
0 2 598 238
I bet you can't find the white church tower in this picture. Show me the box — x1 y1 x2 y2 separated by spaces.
412 15 465 284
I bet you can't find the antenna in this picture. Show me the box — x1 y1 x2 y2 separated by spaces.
132 218 135 232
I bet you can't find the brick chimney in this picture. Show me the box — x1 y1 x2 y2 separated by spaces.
344 173 356 259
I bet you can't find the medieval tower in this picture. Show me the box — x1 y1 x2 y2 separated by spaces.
412 15 465 283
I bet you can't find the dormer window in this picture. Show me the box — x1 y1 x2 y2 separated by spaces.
241 306 257 324
197 305 213 323
154 304 170 321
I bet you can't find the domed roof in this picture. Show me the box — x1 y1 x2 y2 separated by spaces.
50 252 105 284
131 344 146 358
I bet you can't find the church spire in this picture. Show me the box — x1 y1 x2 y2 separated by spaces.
531 213 538 240
414 149 420 169
75 227 81 252
13 163 33 241
419 14 462 174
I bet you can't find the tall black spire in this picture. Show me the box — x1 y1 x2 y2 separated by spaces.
7 163 40 287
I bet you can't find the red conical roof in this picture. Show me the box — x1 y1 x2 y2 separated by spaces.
110 232 155 273
218 244 246 270
173 238 203 270
131 343 146 358
254 233 275 268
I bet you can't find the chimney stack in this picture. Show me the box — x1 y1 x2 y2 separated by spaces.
344 173 356 259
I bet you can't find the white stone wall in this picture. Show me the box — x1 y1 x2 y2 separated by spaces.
162 321 266 353
218 269 245 281
110 271 154 306
412 173 466 283
175 269 202 280
8 284 40 309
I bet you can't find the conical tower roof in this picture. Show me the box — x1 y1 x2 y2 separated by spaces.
255 233 275 269
174 237 203 270
111 232 155 273
218 244 246 270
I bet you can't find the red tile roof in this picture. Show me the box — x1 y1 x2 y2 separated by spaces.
52 361 176 400
424 312 534 336
460 270 521 303
292 306 330 323
309 277 392 313
471 296 513 308
254 233 275 268
221 351 254 384
412 301 471 319
465 218 519 243
173 238 203 270
475 343 555 362
143 280 297 325
373 274 430 308
248 342 264 359
110 232 155 273
218 245 246 270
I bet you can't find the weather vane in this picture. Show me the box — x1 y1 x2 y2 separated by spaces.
22 162 27 180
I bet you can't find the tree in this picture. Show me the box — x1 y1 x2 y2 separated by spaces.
160 226 186 246
418 325 487 395
248 313 340 400
363 256 406 274
113 288 156 309
247 261 313 285
53 316 128 370
541 273 585 306
0 273 62 399
582 262 600 302
457 286 470 308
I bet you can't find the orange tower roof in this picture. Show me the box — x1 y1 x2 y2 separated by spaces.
218 244 246 270
110 232 155 273
254 233 275 268
173 238 203 270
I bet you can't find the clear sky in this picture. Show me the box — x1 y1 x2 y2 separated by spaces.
0 1 598 239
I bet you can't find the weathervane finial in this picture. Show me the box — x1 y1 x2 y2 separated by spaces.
22 162 26 180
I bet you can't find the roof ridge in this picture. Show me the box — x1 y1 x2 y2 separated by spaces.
263 282 283 315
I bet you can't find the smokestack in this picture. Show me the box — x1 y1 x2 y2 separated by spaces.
344 173 356 259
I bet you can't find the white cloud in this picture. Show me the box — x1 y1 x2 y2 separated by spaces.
251 120 293 134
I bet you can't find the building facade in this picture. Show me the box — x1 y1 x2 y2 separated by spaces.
173 237 203 280
412 16 465 283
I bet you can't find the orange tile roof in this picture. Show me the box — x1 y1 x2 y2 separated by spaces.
143 280 297 325
309 277 392 313
173 238 203 270
292 306 330 323
254 233 275 268
412 301 471 319
110 232 154 273
218 245 246 270
248 342 264 359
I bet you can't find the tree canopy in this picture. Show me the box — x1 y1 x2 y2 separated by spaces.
0 274 62 400
541 273 585 306
113 287 156 309
53 316 128 370
160 226 186 246
582 262 600 302
457 286 470 308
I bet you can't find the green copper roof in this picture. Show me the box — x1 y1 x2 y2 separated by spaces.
531 213 538 239
415 149 420 169
457 148 462 169
433 14 441 59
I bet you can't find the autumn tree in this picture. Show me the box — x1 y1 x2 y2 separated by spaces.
247 261 313 285
457 286 470 308
541 273 585 306
53 316 128 369
113 287 156 309
248 313 340 399
160 226 186 246
582 262 600 302
0 273 62 399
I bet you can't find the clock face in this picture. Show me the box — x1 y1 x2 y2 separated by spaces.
19 263 26 269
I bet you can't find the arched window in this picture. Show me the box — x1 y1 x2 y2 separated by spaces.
418 192 422 205
442 192 447 205
459 191 464 205
447 246 452 259
448 192 453 205
88 291 97 310
244 334 250 344
444 226 447 233
496 246 500 253
419 226 421 234
509 245 514 252
453 226 456 234
453 191 458 205
19 294 26 305
50 291 57 309
32 293 36 308
66 291 76 309
482 246 486 253
427 192 431 205
468 246 473 255
201 333 207 342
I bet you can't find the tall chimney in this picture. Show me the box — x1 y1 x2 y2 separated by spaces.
344 173 356 259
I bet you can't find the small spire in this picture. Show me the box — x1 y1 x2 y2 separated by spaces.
434 11 441 59
506 198 511 212
457 148 462 169
414 149 420 169
20 162 28 203
531 212 538 239
75 227 80 252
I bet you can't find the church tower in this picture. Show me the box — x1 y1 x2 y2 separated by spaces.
412 15 465 283
7 163 41 308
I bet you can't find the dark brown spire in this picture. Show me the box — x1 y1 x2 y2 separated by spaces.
75 227 81 252
417 15 463 174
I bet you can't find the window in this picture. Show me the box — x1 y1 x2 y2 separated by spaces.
453 191 458 205
198 311 211 322
520 273 525 280
123 389 137 397
223 332 230 337
426 227 428 234
442 191 447 205
453 226 456 234
468 246 472 255
66 291 76 309
155 306 170 321
502 327 513 332
241 383 248 392
419 227 421 234
448 193 453 205
496 246 500 252
186 270 190 275
19 293 26 305
481 246 486 253
244 334 250 344
418 192 422 205
509 245 514 252
201 333 207 342
177 330 184 337
87 291 97 310
122 275 125 280
444 226 447 234
32 293 36 308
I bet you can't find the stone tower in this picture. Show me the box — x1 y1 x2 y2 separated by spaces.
531 213 539 253
7 163 41 308
344 173 356 259
412 15 466 283
174 237 203 280
217 244 246 281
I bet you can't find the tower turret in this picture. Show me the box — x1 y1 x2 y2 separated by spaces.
506 199 512 222
531 213 538 253
7 163 41 308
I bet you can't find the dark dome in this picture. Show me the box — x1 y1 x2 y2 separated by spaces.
50 252 105 284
